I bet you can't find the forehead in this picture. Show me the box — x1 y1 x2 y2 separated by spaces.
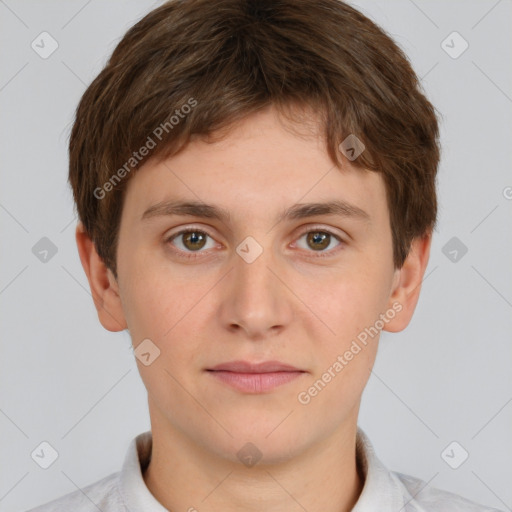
121 106 389 228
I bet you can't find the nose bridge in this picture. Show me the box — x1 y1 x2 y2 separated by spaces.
219 235 293 337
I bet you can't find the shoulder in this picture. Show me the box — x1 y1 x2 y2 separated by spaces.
24 471 122 512
392 471 505 512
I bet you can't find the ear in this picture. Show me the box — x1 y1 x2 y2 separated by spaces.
383 231 432 333
75 222 127 332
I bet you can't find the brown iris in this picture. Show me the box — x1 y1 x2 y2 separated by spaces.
181 231 207 251
306 231 330 251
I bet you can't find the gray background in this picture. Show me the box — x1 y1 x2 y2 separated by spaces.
1 0 511 510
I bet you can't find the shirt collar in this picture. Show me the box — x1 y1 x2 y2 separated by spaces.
118 430 168 511
118 427 411 511
352 428 411 511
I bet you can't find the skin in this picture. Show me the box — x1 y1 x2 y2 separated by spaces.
76 104 431 512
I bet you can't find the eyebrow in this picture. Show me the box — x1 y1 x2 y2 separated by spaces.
141 199 371 224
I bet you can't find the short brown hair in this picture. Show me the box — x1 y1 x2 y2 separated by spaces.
69 0 441 277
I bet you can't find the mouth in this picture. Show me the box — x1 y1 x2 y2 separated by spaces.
206 360 306 394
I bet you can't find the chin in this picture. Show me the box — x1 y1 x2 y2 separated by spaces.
203 416 314 464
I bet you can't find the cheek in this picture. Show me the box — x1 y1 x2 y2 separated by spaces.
292 259 391 399
119 251 202 338
295 264 390 340
297 278 382 413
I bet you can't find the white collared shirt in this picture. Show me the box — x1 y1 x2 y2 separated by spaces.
27 427 503 511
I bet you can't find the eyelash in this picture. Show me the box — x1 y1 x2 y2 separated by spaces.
165 225 345 260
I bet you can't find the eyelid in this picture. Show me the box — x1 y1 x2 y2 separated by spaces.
294 223 347 241
165 224 217 239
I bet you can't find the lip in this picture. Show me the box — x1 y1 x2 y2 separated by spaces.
206 360 306 393
208 360 303 373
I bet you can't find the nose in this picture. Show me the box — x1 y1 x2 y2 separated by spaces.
218 241 294 340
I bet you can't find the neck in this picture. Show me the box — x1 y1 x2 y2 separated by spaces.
143 413 364 512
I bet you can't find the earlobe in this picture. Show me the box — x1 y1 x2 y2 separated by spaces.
75 222 127 332
383 232 432 333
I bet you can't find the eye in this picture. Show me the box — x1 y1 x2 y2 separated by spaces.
165 226 345 260
294 229 343 255
166 229 216 255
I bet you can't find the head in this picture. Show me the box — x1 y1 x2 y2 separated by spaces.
72 0 440 463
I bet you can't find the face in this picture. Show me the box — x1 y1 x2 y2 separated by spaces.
101 105 413 463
